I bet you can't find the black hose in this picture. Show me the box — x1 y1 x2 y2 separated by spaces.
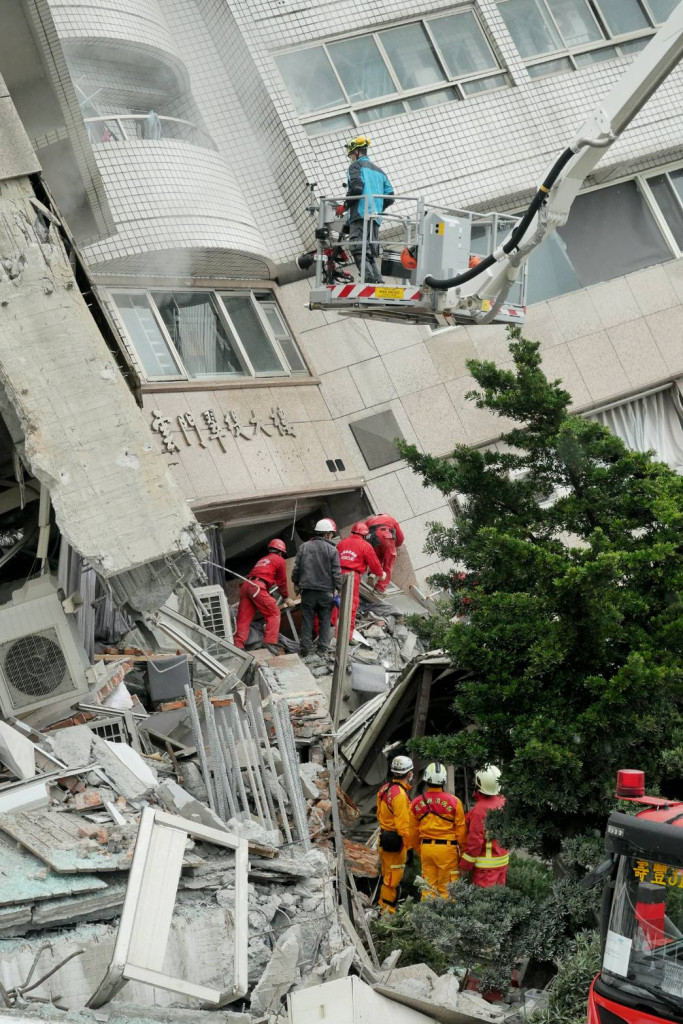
424 146 575 289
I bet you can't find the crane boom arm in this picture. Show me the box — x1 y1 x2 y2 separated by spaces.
428 1 683 307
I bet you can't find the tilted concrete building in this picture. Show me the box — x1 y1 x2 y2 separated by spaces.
45 0 683 587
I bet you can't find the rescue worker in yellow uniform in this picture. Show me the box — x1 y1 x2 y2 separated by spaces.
376 755 416 913
411 761 468 899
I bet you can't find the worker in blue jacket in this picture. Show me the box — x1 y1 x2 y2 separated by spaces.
341 136 394 284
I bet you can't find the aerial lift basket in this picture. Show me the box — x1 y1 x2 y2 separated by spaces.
305 195 527 328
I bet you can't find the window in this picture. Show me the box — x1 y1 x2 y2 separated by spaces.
350 410 405 470
111 289 308 382
275 11 506 135
521 173 680 304
497 0 672 77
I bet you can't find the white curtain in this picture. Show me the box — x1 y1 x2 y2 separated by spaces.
589 384 683 474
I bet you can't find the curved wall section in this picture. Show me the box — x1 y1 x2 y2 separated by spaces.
50 0 183 66
84 140 273 279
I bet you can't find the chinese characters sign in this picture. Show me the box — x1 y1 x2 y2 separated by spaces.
151 406 296 455
633 859 683 887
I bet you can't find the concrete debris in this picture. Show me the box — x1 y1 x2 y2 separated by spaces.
249 926 300 1013
47 725 95 768
89 737 157 800
384 963 441 1001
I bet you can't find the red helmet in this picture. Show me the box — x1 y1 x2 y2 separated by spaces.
268 539 287 554
351 521 369 536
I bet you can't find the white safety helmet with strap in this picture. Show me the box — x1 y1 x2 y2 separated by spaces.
423 761 448 786
475 763 502 796
390 755 414 777
315 517 337 534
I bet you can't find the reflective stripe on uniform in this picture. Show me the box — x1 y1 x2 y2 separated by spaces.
472 841 509 869
462 841 509 869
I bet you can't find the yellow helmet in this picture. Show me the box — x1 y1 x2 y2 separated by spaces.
345 135 371 156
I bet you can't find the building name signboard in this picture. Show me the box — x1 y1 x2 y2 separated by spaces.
151 406 296 454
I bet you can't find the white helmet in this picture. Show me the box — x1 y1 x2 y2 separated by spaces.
315 517 337 534
390 755 414 777
475 764 502 796
423 761 447 786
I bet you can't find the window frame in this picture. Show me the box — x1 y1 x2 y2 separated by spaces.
497 0 663 78
275 8 508 135
109 287 309 384
507 161 683 305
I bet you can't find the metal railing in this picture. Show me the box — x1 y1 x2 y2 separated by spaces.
84 114 217 151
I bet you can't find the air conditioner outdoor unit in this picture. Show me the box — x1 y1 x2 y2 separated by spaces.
194 585 233 643
0 576 91 718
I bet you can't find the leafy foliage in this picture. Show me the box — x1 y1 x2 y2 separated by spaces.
370 899 450 976
531 930 601 1024
401 327 683 856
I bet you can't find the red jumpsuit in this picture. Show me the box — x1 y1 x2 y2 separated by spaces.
333 535 383 637
460 791 509 887
366 515 405 593
233 554 288 649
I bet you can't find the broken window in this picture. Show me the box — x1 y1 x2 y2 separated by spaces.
111 289 308 382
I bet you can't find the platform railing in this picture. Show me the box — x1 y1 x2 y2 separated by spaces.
84 115 217 151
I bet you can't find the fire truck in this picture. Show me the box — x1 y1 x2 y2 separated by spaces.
589 769 683 1024
303 3 683 331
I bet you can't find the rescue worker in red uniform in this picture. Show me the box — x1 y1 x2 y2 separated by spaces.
411 762 468 899
333 522 384 637
233 540 294 654
376 755 416 914
460 764 509 887
366 513 405 594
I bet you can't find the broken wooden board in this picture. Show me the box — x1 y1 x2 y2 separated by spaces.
0 833 107 905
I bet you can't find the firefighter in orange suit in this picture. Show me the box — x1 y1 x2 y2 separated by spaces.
460 764 509 887
376 755 416 914
411 762 468 899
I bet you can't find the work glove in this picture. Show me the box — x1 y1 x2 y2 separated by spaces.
333 595 341 608
282 597 297 608
336 204 346 217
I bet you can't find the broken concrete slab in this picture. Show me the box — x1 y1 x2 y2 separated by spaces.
0 721 35 780
384 962 441 1001
0 833 107 906
156 779 230 834
0 778 49 813
249 926 300 1014
48 724 94 768
90 736 157 800
0 809 138 873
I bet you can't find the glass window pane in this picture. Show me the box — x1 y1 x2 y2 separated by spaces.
498 0 563 57
257 301 308 373
549 0 603 47
152 292 246 378
113 293 182 378
646 0 681 22
525 233 583 302
527 56 574 75
619 36 651 53
647 173 683 249
461 73 509 94
573 44 618 65
407 88 459 109
379 24 446 90
356 100 406 123
220 295 284 375
558 180 672 286
596 0 650 35
304 113 355 136
327 37 396 103
430 12 498 77
275 48 345 115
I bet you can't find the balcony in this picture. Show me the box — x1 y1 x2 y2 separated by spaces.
85 115 216 152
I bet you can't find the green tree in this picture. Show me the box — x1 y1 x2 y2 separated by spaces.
402 328 683 856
